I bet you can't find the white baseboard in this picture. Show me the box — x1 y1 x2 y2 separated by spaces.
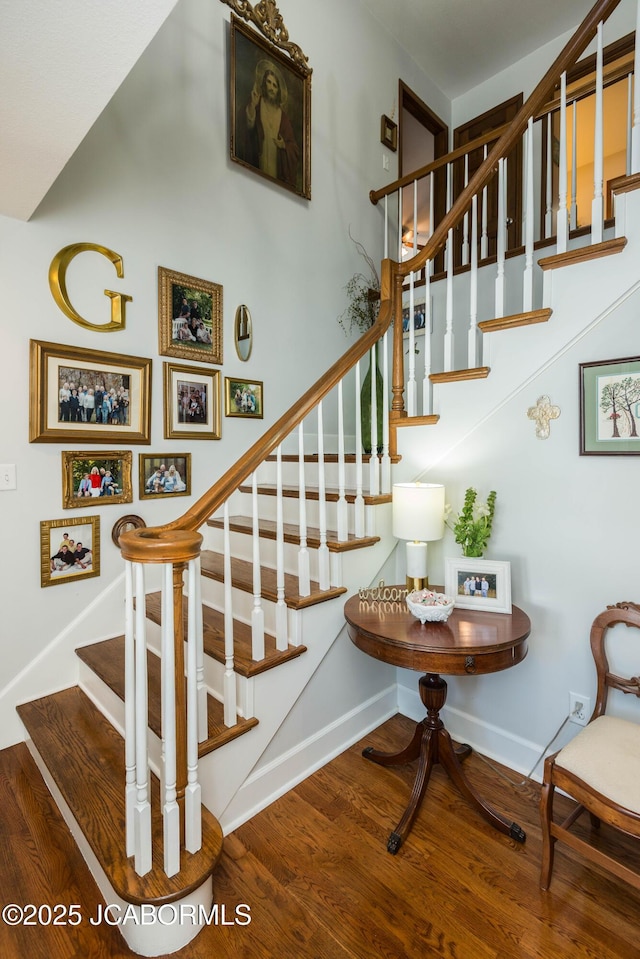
220 683 398 834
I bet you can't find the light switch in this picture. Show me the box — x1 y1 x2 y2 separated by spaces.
382 153 390 172
0 464 16 490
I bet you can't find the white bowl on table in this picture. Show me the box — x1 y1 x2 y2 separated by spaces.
406 588 455 624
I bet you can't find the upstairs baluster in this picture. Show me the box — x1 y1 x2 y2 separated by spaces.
557 73 569 253
523 118 535 311
633 0 640 173
592 21 605 243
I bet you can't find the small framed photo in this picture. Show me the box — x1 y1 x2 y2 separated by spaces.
139 453 191 499
225 377 263 418
380 114 398 152
29 340 151 444
579 355 640 455
445 558 512 614
41 515 100 588
401 290 428 335
230 16 311 200
61 450 133 509
158 266 222 365
163 362 221 440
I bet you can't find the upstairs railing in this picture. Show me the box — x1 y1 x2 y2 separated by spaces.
377 0 639 419
119 0 634 883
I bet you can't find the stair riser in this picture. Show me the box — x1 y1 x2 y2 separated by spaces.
227 490 357 530
199 578 281 632
202 527 322 580
258 459 375 491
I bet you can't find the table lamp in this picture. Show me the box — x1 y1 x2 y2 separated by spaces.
392 482 445 591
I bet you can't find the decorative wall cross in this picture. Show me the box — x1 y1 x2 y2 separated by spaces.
527 395 560 439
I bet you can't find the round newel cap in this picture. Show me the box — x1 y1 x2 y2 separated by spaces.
119 527 203 565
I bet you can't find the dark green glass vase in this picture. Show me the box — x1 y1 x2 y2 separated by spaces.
361 343 384 454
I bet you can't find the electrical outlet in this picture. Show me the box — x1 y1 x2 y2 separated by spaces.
569 692 591 726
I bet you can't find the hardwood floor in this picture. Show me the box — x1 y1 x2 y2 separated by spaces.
2 713 639 959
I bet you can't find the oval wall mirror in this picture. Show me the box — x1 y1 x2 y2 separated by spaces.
234 304 253 362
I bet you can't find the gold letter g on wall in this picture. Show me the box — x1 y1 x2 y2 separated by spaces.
49 242 132 332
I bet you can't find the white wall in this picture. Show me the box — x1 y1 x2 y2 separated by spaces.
0 0 450 745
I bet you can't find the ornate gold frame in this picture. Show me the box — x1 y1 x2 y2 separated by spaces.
61 450 133 510
139 453 192 500
41 514 101 588
29 340 151 444
158 266 223 365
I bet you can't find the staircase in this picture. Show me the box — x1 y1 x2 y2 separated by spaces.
12 1 640 955
17 451 396 955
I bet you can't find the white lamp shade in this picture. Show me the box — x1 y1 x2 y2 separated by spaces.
392 483 445 542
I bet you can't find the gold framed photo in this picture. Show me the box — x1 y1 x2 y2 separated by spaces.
62 450 133 509
224 377 263 418
230 16 311 200
139 453 191 499
158 266 222 365
29 340 151 444
41 514 100 588
163 363 221 440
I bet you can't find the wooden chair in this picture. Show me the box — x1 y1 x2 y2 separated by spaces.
540 601 640 891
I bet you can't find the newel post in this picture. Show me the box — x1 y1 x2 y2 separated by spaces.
120 526 203 876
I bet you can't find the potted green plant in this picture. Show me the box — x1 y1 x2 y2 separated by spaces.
445 487 497 558
338 232 382 454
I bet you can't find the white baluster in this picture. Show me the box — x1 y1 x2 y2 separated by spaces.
545 113 553 238
191 555 206 743
523 118 535 312
495 157 506 318
161 562 180 878
223 501 237 723
468 193 479 367
380 333 391 494
423 174 434 415
353 362 365 538
481 145 489 259
368 344 380 495
632 0 640 173
461 153 470 266
133 562 151 877
444 229 454 371
251 470 265 661
317 401 330 590
570 102 578 230
297 423 311 596
383 195 389 258
275 445 288 650
397 185 403 260
557 73 569 253
591 22 604 244
336 381 348 541
627 72 633 176
124 561 136 858
185 557 202 854
406 270 417 416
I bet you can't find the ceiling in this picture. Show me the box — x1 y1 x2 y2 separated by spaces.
0 0 594 222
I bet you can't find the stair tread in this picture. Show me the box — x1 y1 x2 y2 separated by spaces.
429 367 490 384
538 236 627 270
76 636 259 753
144 592 307 677
207 514 380 553
478 308 552 333
17 687 223 906
200 549 346 609
237 483 391 506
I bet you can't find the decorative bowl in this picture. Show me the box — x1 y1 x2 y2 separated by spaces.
406 589 455 624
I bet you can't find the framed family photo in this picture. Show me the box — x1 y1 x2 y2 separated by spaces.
158 266 222 365
230 15 311 200
163 363 221 440
41 514 100 588
29 340 151 444
225 377 263 418
139 453 191 499
579 355 640 455
61 450 133 509
445 558 512 614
